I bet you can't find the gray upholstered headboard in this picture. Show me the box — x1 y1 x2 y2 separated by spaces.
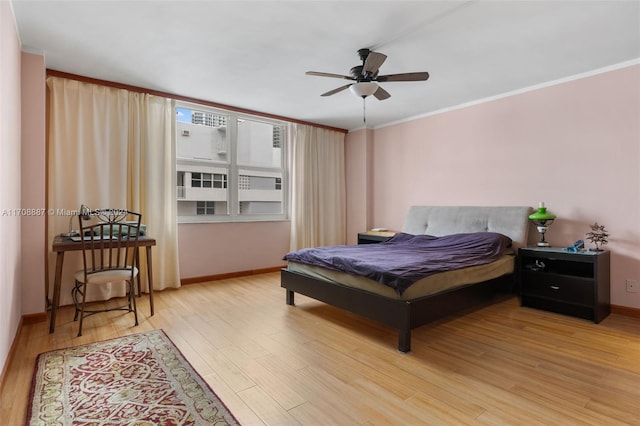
401 206 533 250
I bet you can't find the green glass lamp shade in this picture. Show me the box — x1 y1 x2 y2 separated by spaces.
529 207 556 222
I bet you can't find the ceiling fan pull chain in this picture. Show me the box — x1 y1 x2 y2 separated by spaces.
363 97 367 126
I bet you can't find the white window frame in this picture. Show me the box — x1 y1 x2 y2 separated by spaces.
176 101 289 223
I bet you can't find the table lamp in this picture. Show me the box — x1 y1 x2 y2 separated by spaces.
62 204 92 237
529 202 556 247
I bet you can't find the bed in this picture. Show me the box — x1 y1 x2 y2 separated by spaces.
281 205 532 352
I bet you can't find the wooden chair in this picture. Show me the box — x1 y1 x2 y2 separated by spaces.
71 209 142 336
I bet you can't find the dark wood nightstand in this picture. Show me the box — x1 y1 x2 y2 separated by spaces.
518 247 610 323
357 230 396 244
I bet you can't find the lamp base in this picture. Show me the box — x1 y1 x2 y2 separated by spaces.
535 224 551 248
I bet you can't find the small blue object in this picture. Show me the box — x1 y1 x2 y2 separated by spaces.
565 239 584 252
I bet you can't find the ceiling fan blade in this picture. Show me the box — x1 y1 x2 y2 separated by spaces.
363 52 387 75
306 71 353 80
377 72 430 82
373 86 391 100
321 83 352 97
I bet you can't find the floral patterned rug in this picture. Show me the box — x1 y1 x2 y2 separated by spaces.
28 329 240 425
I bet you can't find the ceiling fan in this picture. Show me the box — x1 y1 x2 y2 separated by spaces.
306 48 429 100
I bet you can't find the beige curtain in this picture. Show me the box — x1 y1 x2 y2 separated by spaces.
47 77 179 306
289 124 346 250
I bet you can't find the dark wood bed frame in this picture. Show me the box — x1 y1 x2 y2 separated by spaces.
281 268 514 353
281 205 530 353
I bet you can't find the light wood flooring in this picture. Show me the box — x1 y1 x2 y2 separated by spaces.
2 272 639 425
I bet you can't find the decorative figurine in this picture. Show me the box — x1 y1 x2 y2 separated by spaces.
585 222 609 251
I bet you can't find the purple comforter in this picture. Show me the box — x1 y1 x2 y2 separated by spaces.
283 232 512 295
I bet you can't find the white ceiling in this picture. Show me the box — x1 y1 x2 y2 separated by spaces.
11 0 640 131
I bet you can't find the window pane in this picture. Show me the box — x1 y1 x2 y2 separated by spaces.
176 107 230 217
177 108 228 161
237 169 283 215
180 169 228 215
237 119 282 168
196 201 205 215
202 173 212 188
213 173 227 189
191 172 201 188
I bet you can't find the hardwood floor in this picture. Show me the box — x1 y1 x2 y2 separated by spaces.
2 272 639 425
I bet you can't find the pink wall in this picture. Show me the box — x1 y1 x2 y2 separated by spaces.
0 0 24 376
346 64 640 309
178 221 290 279
20 52 46 315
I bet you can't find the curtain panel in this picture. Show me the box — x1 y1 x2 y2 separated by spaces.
47 77 179 306
289 124 346 251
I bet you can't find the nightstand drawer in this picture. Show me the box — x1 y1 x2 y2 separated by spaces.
521 273 593 306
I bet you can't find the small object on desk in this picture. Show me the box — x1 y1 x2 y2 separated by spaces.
370 227 388 232
69 235 116 242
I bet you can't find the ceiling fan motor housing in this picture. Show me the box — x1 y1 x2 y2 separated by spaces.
350 65 365 80
357 48 371 61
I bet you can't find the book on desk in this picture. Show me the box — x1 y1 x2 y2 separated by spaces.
69 235 117 242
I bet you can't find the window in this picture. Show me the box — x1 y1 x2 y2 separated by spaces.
176 102 288 222
213 173 227 189
191 172 208 188
191 172 226 189
196 201 215 215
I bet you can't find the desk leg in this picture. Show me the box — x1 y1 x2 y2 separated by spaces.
135 249 142 297
146 246 154 316
49 252 65 333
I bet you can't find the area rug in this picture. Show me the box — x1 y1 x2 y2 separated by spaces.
28 329 240 425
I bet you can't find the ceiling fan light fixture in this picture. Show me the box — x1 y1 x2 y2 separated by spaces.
350 82 378 98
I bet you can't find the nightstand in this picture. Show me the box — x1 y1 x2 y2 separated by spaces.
518 247 610 323
357 230 396 244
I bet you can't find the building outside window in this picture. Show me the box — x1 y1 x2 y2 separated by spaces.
176 102 287 222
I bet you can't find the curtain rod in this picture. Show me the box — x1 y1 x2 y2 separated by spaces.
46 69 348 134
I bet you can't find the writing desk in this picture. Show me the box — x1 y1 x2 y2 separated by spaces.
49 235 156 333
